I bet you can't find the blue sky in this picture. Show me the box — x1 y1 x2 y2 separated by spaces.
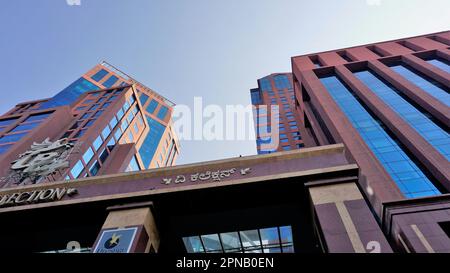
0 0 449 165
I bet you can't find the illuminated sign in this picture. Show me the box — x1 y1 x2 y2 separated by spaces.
0 188 78 208
93 227 138 253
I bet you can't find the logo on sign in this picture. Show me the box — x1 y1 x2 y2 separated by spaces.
93 227 137 253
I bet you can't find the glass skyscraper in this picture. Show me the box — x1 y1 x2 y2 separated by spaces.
0 62 179 187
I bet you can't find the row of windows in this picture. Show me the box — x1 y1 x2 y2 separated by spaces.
91 69 122 88
183 226 294 253
67 96 142 179
273 75 292 90
390 64 450 107
61 91 123 140
139 93 170 120
354 70 450 161
427 58 450 73
320 75 440 198
139 116 167 168
0 112 52 154
39 77 100 110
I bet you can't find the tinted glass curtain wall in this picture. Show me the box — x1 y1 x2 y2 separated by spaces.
354 70 450 160
319 75 441 198
390 65 450 107
426 59 450 73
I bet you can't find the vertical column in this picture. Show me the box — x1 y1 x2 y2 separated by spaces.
308 181 392 253
92 202 159 253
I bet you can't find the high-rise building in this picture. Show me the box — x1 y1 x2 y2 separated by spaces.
0 62 179 187
292 30 450 252
250 73 304 154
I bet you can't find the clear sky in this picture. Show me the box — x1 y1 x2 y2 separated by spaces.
0 0 449 165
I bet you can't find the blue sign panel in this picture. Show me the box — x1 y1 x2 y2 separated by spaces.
93 227 138 253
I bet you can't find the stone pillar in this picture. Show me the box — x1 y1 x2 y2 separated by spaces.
307 180 392 253
92 202 159 253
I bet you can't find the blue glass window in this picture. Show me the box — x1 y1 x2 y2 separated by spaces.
183 226 293 253
127 112 134 124
274 75 292 89
139 116 166 168
121 120 129 132
117 108 124 120
250 89 262 105
10 122 40 133
157 106 169 120
73 129 86 139
355 70 450 160
101 126 111 139
107 137 116 151
259 78 273 92
70 160 84 178
0 144 12 155
99 148 109 164
114 128 122 141
83 119 95 128
391 65 450 107
139 93 149 106
109 117 118 129
25 112 52 122
91 69 109 82
103 75 119 88
89 161 101 176
39 78 99 109
0 133 27 144
93 136 103 151
128 131 134 142
126 156 141 172
320 75 440 198
123 101 131 112
427 58 450 73
82 147 94 165
146 99 159 114
282 146 290 151
0 118 19 127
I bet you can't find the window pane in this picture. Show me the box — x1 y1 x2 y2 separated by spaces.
201 234 221 252
279 226 293 243
239 230 261 253
220 232 241 252
93 136 103 151
0 133 27 144
139 93 149 106
10 122 40 133
70 160 84 178
89 161 101 176
82 147 94 165
157 106 169 120
101 126 111 139
109 116 118 129
91 69 108 82
25 112 52 122
0 144 12 155
99 148 109 164
183 236 204 253
0 118 19 127
103 75 119 88
146 99 159 114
